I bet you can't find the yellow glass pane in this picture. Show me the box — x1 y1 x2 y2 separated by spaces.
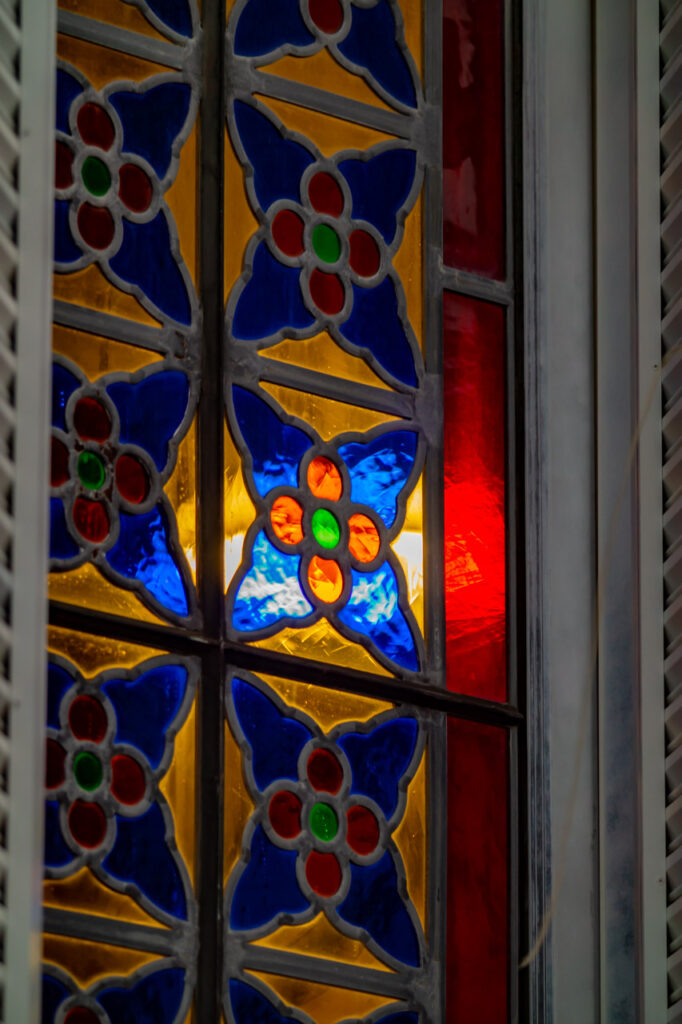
263 50 394 112
223 717 255 882
254 914 392 973
49 563 165 624
258 382 399 441
43 867 167 929
256 95 391 157
54 264 162 328
391 473 424 634
53 324 163 377
165 418 197 586
246 971 394 1024
58 0 172 45
165 122 198 288
57 32 170 90
224 421 257 592
47 624 164 676
393 190 423 353
252 622 391 677
265 332 391 392
225 127 259 302
394 743 427 929
160 698 197 883
257 672 391 731
43 935 159 987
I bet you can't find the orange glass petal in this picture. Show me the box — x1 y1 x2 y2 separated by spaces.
308 556 343 603
307 456 342 501
270 495 304 544
348 513 380 563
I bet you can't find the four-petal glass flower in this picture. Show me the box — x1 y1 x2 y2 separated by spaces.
231 0 421 112
42 962 189 1024
44 656 196 924
50 356 197 623
55 63 197 326
227 100 423 389
226 674 425 969
227 385 424 673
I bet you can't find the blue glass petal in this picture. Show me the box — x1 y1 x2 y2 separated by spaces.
337 718 418 818
102 802 187 918
230 824 308 929
339 2 417 108
105 505 190 617
108 213 192 325
50 498 80 561
232 243 314 340
229 979 287 1024
337 429 418 528
340 279 417 387
56 68 83 133
337 564 419 672
44 800 74 868
232 531 313 631
107 370 189 473
54 200 82 264
337 852 420 966
52 361 81 431
231 385 312 496
231 676 312 789
108 83 192 178
47 662 73 729
234 0 314 56
377 1015 418 1024
98 967 185 1023
233 101 314 211
339 150 416 244
143 0 193 36
42 974 70 1023
101 665 188 769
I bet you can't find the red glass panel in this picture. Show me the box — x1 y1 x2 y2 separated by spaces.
443 292 506 700
307 748 343 794
349 230 380 278
346 805 379 855
118 163 153 213
51 437 70 487
68 800 107 849
46 739 66 789
64 1009 100 1024
308 172 344 217
76 203 115 251
305 850 341 897
442 0 505 279
115 454 149 505
76 103 115 151
68 695 108 743
73 397 111 442
309 270 344 315
447 718 508 1023
308 0 344 35
55 141 74 189
272 209 305 257
110 754 146 806
72 496 110 544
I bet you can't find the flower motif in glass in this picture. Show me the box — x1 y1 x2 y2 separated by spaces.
42 962 189 1024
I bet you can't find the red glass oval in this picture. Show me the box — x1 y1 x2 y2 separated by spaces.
68 695 108 743
110 754 146 806
272 209 305 257
73 396 111 442
68 800 107 849
268 790 302 839
308 172 344 217
308 0 344 34
77 203 115 251
349 229 381 277
51 437 70 487
76 103 115 151
118 163 153 213
64 1008 100 1024
72 496 109 544
305 850 341 897
346 804 380 855
55 141 74 189
307 748 343 794
115 454 149 505
45 739 66 789
309 269 344 315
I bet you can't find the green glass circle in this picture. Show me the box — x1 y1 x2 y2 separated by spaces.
73 751 103 792
309 801 338 842
312 223 341 264
311 508 340 550
77 450 106 490
81 155 111 197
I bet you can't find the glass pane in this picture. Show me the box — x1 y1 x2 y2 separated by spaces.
443 292 507 701
224 668 429 998
442 0 506 278
447 718 509 1022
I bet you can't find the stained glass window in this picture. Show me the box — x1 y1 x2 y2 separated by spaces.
43 1 520 1021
